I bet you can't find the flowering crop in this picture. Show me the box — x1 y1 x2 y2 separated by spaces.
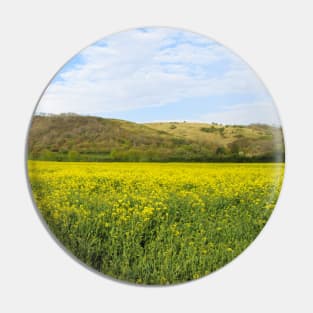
28 161 284 285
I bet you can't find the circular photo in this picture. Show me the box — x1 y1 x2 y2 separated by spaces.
27 27 284 285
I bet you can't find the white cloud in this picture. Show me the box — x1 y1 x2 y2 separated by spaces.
199 101 281 125
37 28 271 116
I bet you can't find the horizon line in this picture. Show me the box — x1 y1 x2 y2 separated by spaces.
34 112 282 127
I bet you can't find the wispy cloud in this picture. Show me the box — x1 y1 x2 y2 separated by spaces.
37 27 278 125
199 101 281 125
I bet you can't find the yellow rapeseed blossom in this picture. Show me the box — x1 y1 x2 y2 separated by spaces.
28 161 284 285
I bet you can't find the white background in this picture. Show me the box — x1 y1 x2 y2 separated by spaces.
0 1 312 312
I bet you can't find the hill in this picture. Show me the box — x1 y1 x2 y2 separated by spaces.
27 114 285 162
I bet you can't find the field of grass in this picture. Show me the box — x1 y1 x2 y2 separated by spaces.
28 161 284 285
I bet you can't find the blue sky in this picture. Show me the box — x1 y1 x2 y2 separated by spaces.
37 27 281 125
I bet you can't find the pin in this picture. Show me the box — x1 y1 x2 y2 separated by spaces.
27 27 285 285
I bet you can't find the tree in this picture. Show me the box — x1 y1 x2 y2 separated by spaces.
68 150 79 161
41 149 54 160
216 146 226 155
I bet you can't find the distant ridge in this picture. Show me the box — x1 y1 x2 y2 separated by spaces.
27 114 284 162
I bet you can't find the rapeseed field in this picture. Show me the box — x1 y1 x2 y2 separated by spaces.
28 161 284 284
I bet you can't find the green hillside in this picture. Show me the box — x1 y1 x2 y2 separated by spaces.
27 114 285 162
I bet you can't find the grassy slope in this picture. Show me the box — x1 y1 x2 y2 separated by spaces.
28 114 180 153
145 122 285 157
28 114 284 162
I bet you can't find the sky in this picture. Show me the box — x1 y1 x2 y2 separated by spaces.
37 27 281 125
